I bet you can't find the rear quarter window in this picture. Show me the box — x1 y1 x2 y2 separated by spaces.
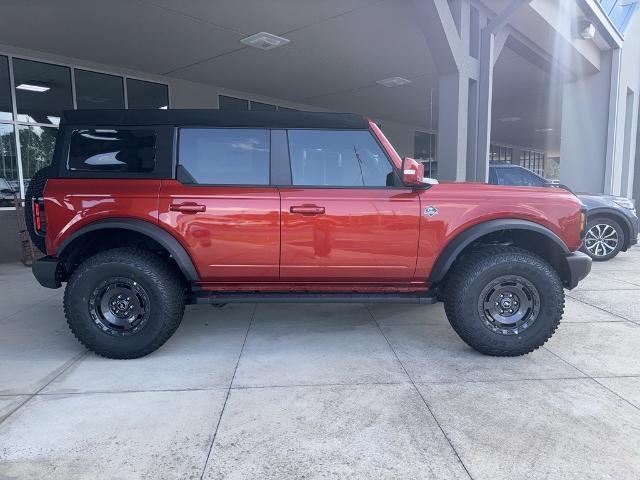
68 129 156 173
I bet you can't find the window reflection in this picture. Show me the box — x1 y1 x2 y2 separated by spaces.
0 125 18 203
75 70 125 109
126 78 168 109
0 56 12 121
18 125 57 191
13 58 72 125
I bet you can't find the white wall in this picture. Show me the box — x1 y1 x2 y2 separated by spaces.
611 14 640 197
559 12 640 197
559 52 611 193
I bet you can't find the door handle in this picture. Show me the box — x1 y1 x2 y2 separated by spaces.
170 202 206 214
290 205 325 215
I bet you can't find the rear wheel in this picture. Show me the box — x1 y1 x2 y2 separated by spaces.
64 248 185 359
443 246 564 356
581 217 624 261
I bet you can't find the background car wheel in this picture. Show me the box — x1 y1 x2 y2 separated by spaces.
581 217 625 261
443 246 564 356
64 247 185 359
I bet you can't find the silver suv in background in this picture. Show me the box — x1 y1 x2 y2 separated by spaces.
488 163 638 261
0 177 16 207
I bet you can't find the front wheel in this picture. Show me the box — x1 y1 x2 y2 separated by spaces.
443 246 564 356
64 248 185 359
581 217 624 261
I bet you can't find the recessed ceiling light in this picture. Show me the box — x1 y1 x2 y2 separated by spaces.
376 77 412 87
240 32 290 50
534 128 553 133
499 116 521 122
16 83 50 92
578 21 596 40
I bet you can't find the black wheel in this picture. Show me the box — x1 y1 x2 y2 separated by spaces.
581 217 624 261
443 246 564 356
64 248 185 359
25 166 55 254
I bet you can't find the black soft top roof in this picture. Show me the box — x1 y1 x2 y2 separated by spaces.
60 109 369 129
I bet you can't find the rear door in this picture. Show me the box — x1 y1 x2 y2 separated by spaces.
159 128 280 282
279 129 421 284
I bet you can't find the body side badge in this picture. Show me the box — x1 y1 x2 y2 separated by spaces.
424 205 439 218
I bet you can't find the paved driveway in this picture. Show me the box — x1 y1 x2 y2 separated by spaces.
1 247 640 479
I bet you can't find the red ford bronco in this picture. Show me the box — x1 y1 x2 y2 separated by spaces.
27 109 591 359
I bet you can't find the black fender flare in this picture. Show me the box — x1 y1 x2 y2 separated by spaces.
429 219 570 284
58 218 200 281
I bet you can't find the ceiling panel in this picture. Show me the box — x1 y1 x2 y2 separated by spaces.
307 75 438 125
0 0 244 74
492 47 562 151
171 43 383 101
285 0 436 90
142 0 377 35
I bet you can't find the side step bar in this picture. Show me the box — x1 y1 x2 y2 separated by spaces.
191 291 438 305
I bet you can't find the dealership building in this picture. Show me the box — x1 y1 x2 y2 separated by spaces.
0 0 638 261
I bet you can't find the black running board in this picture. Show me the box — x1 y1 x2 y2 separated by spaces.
190 291 438 305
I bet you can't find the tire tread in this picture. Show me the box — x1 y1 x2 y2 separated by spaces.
63 247 185 359
443 246 564 356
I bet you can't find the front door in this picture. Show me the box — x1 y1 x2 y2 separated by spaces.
279 129 420 284
159 128 280 282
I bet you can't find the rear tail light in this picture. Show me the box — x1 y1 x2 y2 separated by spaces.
32 197 46 235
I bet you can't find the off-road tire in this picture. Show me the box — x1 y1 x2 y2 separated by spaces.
64 247 185 359
580 217 625 262
25 166 55 254
443 246 564 356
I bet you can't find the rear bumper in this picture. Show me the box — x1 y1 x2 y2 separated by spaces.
565 251 592 290
32 256 61 289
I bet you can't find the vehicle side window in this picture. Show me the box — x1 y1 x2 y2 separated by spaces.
178 128 270 185
68 129 156 172
288 130 396 187
495 167 545 187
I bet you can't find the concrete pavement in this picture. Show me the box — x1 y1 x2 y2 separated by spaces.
1 247 640 479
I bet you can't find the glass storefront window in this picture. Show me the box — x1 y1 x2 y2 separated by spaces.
0 55 172 207
490 144 513 164
415 131 437 178
0 56 12 121
18 125 57 191
250 100 277 111
13 58 72 125
219 95 249 111
0 124 18 193
126 78 168 109
75 69 125 109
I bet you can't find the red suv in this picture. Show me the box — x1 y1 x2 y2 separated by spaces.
27 109 591 359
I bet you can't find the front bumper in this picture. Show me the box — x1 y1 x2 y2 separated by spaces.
565 251 592 290
629 215 639 247
32 256 61 289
